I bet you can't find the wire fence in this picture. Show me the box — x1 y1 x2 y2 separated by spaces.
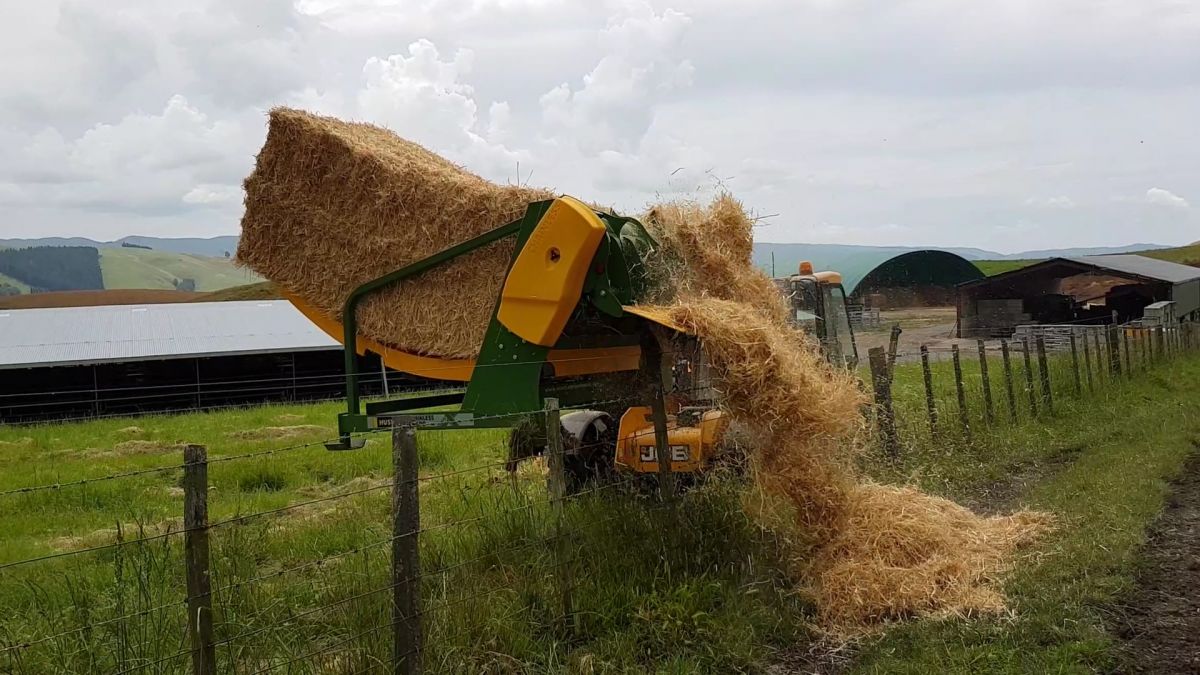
1 324 1197 673
0 381 753 674
865 321 1200 455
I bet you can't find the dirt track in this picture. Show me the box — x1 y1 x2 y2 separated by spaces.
1114 448 1200 673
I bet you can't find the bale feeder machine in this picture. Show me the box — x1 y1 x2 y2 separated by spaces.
287 195 856 485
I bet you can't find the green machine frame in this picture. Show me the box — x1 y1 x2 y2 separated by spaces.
327 199 658 450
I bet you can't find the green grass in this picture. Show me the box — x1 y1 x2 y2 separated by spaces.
0 400 803 673
2 338 1198 672
1139 243 1200 267
853 342 1200 672
98 248 261 292
0 270 29 293
974 259 1042 276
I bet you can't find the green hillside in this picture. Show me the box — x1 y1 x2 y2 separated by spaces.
0 271 29 293
974 259 1041 276
99 248 260 291
1139 243 1200 267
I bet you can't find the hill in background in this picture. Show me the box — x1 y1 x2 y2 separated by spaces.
99 247 259 291
0 235 239 257
0 244 258 295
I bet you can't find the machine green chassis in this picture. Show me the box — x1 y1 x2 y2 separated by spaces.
328 200 658 449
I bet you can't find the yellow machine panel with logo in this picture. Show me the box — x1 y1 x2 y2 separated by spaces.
615 406 730 474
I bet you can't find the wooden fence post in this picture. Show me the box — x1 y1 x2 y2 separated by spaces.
1155 326 1166 361
1000 340 1017 423
1107 325 1122 378
1081 330 1094 392
392 426 422 675
920 345 938 435
869 347 900 458
543 399 574 633
976 340 995 426
1068 334 1082 396
886 325 902 375
1122 328 1132 374
951 344 971 438
642 332 675 502
1092 332 1105 383
1036 337 1053 415
1021 338 1038 416
183 444 216 675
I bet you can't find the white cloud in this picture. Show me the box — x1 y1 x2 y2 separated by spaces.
0 0 1198 248
1146 187 1189 209
182 184 241 205
1024 195 1076 209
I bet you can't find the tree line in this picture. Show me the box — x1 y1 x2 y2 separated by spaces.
0 246 104 292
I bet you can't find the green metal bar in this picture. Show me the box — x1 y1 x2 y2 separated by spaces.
339 218 525 429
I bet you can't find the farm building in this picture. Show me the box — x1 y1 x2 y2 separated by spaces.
769 247 984 308
957 255 1200 338
0 300 404 422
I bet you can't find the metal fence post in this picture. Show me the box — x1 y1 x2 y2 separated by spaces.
1021 338 1038 416
920 345 938 435
951 344 970 439
1036 337 1053 415
1068 334 1082 396
1000 339 1017 423
543 399 574 633
392 426 422 675
183 445 216 675
869 347 900 457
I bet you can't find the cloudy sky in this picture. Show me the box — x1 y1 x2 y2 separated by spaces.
1 0 1197 252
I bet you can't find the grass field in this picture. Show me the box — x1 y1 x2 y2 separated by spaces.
2 345 1198 672
0 270 30 293
99 248 261 292
1140 243 1200 267
973 258 1041 276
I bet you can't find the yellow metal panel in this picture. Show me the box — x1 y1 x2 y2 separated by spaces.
497 196 606 346
287 292 639 382
547 345 641 377
286 293 476 381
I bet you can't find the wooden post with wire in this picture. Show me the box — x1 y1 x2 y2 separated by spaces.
392 426 422 675
1069 333 1082 396
1000 339 1017 423
951 344 970 439
886 325 903 376
1122 327 1132 374
543 398 574 633
1036 336 1053 415
642 331 675 502
976 340 995 426
1107 325 1122 378
920 345 938 435
1093 332 1105 382
1081 330 1094 392
869 347 900 457
183 444 216 675
1021 338 1037 416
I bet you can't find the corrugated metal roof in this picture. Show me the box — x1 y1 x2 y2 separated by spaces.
1065 255 1200 284
0 300 340 370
